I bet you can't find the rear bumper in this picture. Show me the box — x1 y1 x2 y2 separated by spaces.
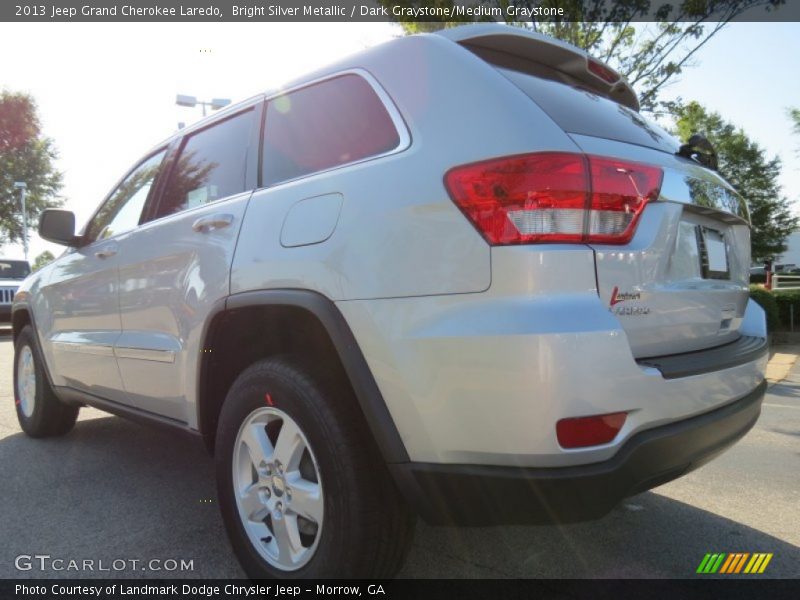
637 335 768 379
339 291 767 467
390 380 765 525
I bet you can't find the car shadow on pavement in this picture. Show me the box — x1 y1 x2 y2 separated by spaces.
402 492 800 578
0 414 797 579
767 384 800 400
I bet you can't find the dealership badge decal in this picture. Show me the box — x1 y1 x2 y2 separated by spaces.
609 286 650 316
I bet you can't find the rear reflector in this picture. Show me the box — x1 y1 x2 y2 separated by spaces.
444 152 663 245
556 412 627 449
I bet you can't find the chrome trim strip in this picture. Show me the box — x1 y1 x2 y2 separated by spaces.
51 341 115 357
114 346 176 364
52 340 176 363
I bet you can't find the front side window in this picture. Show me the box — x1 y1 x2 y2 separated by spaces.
262 74 401 186
157 109 255 218
86 149 166 242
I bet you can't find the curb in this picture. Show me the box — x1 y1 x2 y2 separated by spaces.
765 343 800 387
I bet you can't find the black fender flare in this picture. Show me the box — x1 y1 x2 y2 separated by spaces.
202 289 410 464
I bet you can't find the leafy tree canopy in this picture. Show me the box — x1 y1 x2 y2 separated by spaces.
32 250 55 271
0 90 64 247
790 107 800 153
673 101 797 263
387 0 783 111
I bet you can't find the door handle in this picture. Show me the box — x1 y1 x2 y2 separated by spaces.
192 214 234 233
94 244 118 259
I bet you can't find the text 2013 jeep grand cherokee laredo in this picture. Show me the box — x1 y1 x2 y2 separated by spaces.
12 25 767 578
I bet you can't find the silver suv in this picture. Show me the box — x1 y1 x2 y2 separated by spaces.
12 25 767 578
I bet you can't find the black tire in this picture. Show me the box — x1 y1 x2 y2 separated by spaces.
216 357 415 579
14 325 79 437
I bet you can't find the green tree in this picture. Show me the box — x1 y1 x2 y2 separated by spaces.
387 0 783 111
790 107 800 153
0 91 64 246
673 101 797 263
31 250 55 271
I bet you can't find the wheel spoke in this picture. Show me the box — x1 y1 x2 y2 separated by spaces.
240 422 273 468
272 419 305 471
271 513 302 564
245 519 272 544
288 478 323 524
239 484 269 522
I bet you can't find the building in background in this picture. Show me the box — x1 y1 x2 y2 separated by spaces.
773 231 800 271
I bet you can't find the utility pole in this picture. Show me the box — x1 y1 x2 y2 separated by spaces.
13 182 29 261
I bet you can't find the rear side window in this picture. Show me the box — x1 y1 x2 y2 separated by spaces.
262 74 401 186
498 65 680 154
157 109 255 217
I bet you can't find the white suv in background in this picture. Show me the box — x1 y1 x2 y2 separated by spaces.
12 25 767 578
0 258 30 323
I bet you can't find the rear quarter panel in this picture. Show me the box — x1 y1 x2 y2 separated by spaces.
231 34 581 300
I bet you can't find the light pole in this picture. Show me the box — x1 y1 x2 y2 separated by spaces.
175 94 231 118
13 182 28 261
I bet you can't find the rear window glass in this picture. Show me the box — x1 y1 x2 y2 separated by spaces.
0 260 30 279
262 74 400 185
498 66 680 154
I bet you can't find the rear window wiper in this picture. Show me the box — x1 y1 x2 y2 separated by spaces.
677 133 719 171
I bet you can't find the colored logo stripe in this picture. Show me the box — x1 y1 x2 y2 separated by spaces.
719 553 736 573
697 553 773 574
697 553 726 573
720 553 749 573
744 553 773 574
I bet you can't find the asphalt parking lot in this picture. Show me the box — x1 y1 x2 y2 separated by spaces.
0 328 797 579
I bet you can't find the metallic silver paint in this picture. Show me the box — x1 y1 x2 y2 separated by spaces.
13 25 767 472
280 193 343 248
113 191 252 423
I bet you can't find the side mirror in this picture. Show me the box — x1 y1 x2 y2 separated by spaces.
39 209 79 246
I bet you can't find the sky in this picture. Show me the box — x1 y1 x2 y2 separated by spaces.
0 21 798 261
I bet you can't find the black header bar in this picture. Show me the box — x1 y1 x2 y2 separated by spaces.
4 579 800 600
3 0 799 23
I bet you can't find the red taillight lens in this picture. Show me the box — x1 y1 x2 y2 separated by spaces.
586 156 662 244
444 152 662 245
587 58 620 84
556 412 627 449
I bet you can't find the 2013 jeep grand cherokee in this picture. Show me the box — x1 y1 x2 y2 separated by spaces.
12 25 767 578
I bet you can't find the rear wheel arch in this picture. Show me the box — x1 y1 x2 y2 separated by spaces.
197 290 408 463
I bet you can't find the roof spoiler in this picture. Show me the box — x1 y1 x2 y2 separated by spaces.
436 24 640 112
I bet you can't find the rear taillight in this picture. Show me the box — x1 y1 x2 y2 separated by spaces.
556 412 627 449
444 152 663 245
